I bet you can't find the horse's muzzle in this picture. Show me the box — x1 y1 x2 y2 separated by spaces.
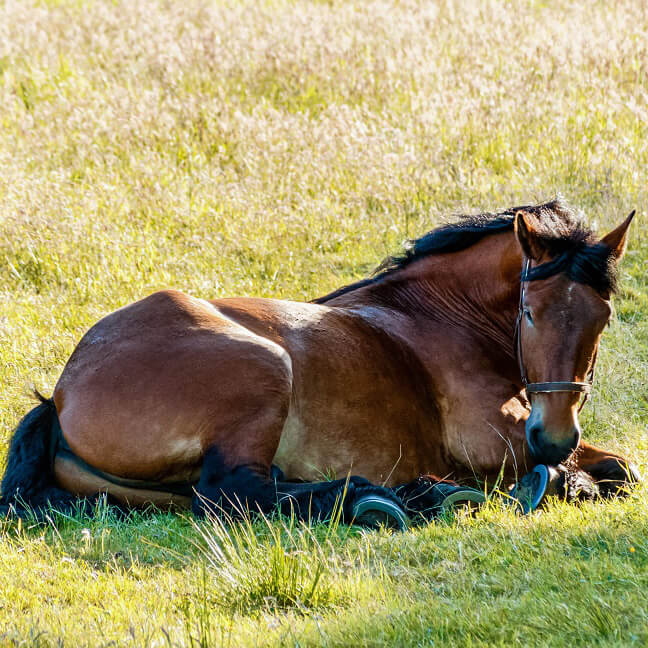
526 415 581 465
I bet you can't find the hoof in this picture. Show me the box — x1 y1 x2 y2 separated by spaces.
352 494 409 531
510 465 552 514
440 487 486 512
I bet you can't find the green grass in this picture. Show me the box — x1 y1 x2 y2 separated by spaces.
1 0 647 645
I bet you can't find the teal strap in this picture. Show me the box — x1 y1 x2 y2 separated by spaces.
50 415 197 498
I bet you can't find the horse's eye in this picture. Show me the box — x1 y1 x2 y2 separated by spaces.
524 308 533 324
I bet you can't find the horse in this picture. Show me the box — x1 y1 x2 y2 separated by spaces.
0 198 639 527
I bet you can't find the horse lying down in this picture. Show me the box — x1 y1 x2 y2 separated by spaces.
0 425 608 530
0 199 640 527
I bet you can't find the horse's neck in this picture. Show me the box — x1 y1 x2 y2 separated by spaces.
420 234 522 352
339 232 523 364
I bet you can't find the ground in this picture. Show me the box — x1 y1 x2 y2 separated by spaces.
0 0 647 646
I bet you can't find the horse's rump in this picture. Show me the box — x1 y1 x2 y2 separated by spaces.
53 289 294 493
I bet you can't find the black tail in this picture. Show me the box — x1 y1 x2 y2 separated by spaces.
0 392 78 517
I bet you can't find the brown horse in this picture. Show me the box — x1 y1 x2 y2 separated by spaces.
0 199 639 525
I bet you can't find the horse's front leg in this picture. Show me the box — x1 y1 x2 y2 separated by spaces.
570 441 641 497
394 475 486 524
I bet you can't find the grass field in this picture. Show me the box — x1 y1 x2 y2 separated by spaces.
1 0 647 645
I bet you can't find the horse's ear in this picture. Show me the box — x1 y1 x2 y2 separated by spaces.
514 211 544 260
600 210 635 261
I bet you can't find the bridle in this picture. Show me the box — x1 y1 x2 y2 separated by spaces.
514 258 597 413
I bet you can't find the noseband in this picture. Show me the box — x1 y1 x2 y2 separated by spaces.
514 258 596 413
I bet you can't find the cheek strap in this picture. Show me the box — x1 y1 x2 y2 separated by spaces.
515 258 597 413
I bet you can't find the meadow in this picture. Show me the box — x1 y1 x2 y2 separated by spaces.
0 0 647 645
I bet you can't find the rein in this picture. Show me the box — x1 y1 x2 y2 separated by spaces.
514 258 596 413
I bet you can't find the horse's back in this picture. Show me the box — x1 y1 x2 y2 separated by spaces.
53 290 293 482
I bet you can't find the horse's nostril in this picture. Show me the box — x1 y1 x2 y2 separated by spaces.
527 423 542 452
526 422 580 464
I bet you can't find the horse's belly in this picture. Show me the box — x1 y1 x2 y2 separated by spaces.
272 406 429 486
272 409 342 481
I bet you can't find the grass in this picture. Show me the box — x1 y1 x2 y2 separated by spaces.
0 0 647 645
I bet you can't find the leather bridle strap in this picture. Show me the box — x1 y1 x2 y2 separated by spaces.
515 257 596 412
526 382 591 394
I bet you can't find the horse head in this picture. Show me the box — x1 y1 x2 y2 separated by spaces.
514 208 635 465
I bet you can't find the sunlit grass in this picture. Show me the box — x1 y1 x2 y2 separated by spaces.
192 512 351 615
0 0 647 645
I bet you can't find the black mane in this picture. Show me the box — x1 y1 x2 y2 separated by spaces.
314 198 617 303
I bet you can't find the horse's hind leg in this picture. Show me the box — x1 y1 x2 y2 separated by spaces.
572 441 641 497
190 335 407 528
193 447 408 529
